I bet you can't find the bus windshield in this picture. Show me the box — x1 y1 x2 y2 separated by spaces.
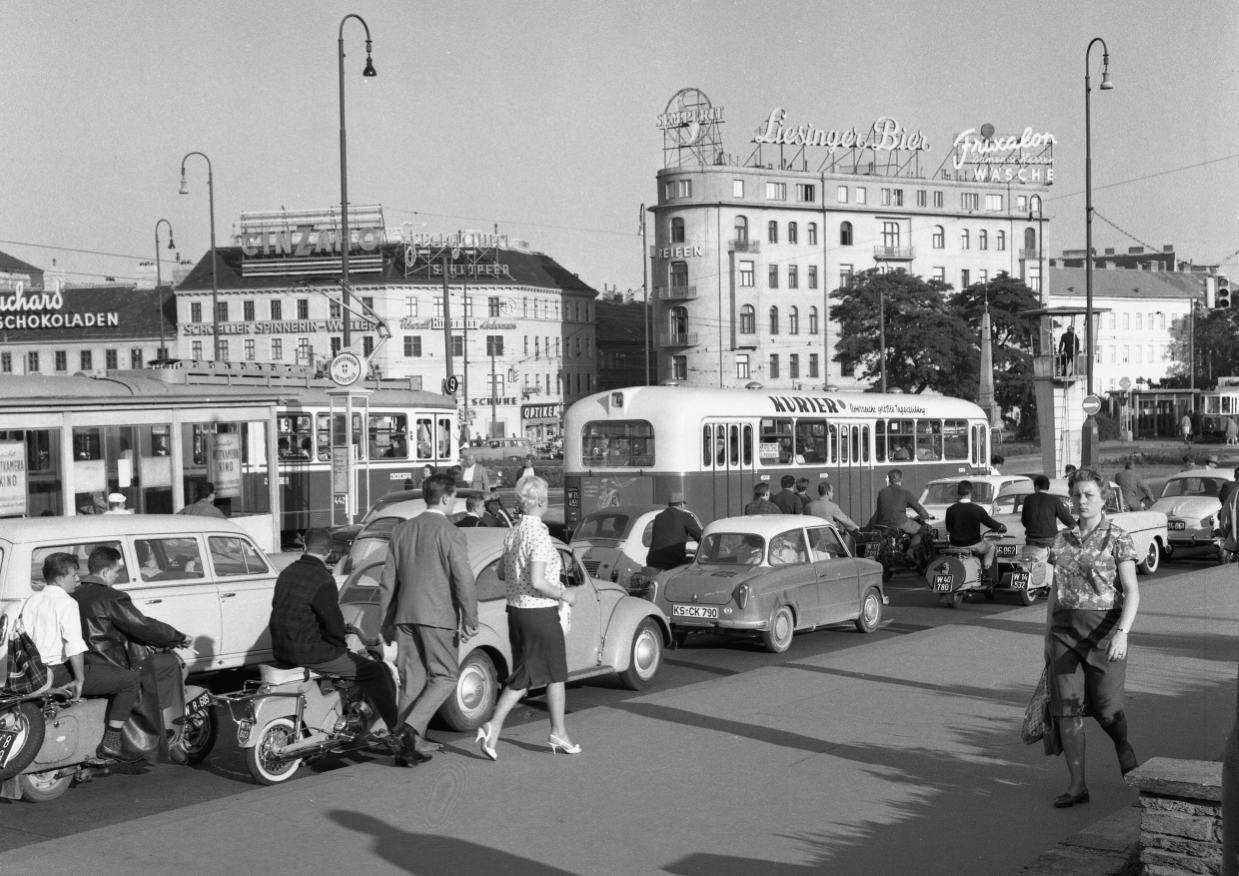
581 420 654 467
697 532 765 566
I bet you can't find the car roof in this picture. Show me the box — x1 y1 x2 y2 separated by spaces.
702 515 834 537
1168 469 1235 481
924 474 1030 486
579 505 665 518
0 514 249 544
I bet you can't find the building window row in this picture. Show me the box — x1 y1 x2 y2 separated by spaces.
760 219 818 246
738 305 819 336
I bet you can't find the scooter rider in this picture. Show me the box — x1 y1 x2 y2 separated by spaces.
1022 475 1075 557
944 480 1007 581
869 469 932 561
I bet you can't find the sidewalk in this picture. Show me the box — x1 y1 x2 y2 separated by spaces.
5 566 1237 876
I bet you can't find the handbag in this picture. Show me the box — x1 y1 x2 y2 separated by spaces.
2 610 51 696
1020 664 1062 756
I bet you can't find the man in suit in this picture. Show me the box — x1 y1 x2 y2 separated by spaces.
455 495 486 528
459 454 491 491
380 474 479 758
771 475 802 515
646 492 703 571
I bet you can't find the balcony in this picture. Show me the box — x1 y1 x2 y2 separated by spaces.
1033 354 1090 382
729 239 760 253
659 331 699 348
657 285 698 300
873 245 915 260
1019 248 1040 260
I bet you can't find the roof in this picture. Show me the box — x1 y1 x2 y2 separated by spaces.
0 285 175 342
703 514 834 537
0 515 250 544
0 249 43 275
1049 268 1204 301
924 474 1030 486
0 374 282 406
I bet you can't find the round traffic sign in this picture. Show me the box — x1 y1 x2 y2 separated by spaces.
1119 376 1132 391
1082 395 1102 416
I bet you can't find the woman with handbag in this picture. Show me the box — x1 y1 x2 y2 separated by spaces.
1045 468 1141 808
475 475 579 760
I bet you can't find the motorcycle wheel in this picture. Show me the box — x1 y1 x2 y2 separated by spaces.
949 591 965 608
179 705 220 765
245 717 303 786
19 768 72 802
0 702 45 782
1020 586 1039 607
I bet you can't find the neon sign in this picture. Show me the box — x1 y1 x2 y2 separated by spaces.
753 110 931 154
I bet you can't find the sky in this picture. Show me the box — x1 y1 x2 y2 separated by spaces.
2 0 1237 293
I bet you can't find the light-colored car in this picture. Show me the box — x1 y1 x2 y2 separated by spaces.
337 528 671 731
1150 469 1237 562
571 505 700 590
916 475 1031 545
0 516 279 674
653 515 886 653
991 480 1169 575
467 438 534 462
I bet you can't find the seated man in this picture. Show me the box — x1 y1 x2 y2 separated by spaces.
71 547 191 762
269 528 418 766
869 469 931 560
454 495 486 528
943 480 1006 575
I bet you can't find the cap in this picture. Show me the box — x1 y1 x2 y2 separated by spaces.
107 493 126 504
1208 455 1219 463
669 491 685 504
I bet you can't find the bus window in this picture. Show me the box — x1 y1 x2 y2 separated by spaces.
743 425 753 466
851 426 859 462
729 425 739 466
829 425 838 463
875 420 886 462
437 418 454 460
702 426 712 468
943 420 968 461
862 426 870 462
794 420 827 464
278 415 313 460
716 425 726 466
581 420 655 467
887 420 914 461
370 414 408 459
916 420 942 460
977 425 988 467
758 418 793 465
416 418 434 459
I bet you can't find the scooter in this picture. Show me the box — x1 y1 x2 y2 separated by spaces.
999 544 1055 606
214 659 400 786
0 650 216 802
856 518 937 581
924 531 1006 608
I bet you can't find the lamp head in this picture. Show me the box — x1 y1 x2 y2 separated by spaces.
363 40 376 77
1100 52 1113 90
179 173 189 195
167 236 177 250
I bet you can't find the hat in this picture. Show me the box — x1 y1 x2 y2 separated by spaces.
107 493 126 504
669 491 685 504
1208 455 1219 463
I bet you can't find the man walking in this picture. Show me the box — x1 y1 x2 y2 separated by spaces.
459 454 491 492
379 474 479 758
771 475 802 515
646 492 703 571
744 483 781 516
1114 460 1155 510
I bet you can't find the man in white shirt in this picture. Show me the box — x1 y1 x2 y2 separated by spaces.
22 553 142 760
459 454 491 491
103 493 131 514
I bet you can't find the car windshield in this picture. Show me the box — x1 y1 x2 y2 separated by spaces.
348 537 389 572
1161 477 1225 499
923 482 995 504
697 532 765 566
997 493 1069 515
573 513 631 541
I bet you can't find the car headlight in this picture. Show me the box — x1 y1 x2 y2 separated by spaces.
1201 516 1214 529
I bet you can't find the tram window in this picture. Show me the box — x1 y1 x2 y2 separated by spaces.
943 420 968 461
580 420 655 467
829 425 838 464
916 420 942 461
729 425 739 466
715 425 726 466
794 420 827 464
437 418 453 459
875 420 886 463
369 414 409 459
72 427 103 461
743 425 753 466
278 415 314 460
862 426 870 462
841 427 849 464
851 426 860 462
758 418 793 465
416 418 434 459
702 426 712 467
887 420 914 461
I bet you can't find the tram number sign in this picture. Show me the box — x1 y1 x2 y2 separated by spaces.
442 375 460 395
1081 395 1102 416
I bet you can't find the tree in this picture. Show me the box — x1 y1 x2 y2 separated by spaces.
1165 308 1239 389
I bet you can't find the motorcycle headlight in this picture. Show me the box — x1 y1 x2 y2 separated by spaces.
1030 564 1047 586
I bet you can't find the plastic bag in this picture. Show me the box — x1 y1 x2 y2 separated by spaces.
1021 665 1062 755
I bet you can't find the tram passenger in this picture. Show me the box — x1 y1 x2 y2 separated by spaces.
179 481 226 519
771 476 802 515
744 483 781 516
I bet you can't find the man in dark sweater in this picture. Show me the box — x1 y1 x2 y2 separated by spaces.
869 469 931 560
1021 475 1075 550
647 492 704 571
772 475 802 515
269 527 415 763
744 483 782 516
944 480 1006 575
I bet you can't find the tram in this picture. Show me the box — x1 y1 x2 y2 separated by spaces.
1200 378 1239 439
563 386 993 532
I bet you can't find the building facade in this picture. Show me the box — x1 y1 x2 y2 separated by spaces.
650 91 1054 391
595 295 654 391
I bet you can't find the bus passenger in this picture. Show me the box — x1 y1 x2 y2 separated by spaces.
744 483 781 516
771 476 802 515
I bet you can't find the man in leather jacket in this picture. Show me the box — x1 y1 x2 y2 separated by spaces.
72 546 190 762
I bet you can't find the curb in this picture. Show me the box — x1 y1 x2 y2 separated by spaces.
1022 804 1140 876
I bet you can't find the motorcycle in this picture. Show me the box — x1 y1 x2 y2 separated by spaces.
856 517 937 581
0 650 217 802
999 544 1055 606
924 531 1006 608
214 659 399 786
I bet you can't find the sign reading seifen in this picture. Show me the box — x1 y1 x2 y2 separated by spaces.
752 110 931 154
0 441 27 517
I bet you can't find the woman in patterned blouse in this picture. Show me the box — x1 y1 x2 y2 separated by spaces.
475 475 580 760
1045 468 1142 808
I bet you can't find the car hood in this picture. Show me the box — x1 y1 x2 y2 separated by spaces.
663 565 761 605
1150 497 1220 519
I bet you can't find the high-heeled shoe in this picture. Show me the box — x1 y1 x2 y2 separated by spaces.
1053 790 1090 809
548 734 581 755
476 723 498 761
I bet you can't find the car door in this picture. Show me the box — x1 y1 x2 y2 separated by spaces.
207 534 276 666
125 534 223 672
807 525 860 624
559 548 603 673
764 527 818 628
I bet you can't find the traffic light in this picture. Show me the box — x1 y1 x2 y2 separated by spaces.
1217 275 1232 309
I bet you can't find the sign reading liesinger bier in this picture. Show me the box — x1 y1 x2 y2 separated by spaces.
0 441 27 516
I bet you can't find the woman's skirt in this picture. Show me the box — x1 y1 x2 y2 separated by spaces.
505 605 568 690
1048 607 1125 720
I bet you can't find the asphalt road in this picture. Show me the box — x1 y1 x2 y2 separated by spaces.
0 549 1220 853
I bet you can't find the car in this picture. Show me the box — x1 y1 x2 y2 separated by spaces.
467 438 534 462
651 515 886 653
328 487 489 568
570 504 700 591
336 528 671 731
915 475 1031 546
991 479 1169 579
1149 469 1237 563
0 516 280 674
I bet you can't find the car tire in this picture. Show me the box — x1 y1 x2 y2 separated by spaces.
618 619 663 690
0 702 45 782
1136 539 1160 575
761 605 795 653
855 588 882 634
440 650 498 732
18 768 72 803
245 717 303 786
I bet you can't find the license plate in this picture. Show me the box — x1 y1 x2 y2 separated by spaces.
1169 520 1186 531
187 691 212 714
929 527 941 540
1010 572 1031 590
0 727 18 768
932 573 954 592
672 604 718 619
997 544 1017 557
863 543 881 559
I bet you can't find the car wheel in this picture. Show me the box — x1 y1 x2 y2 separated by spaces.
854 588 882 634
18 768 72 803
0 702 45 782
1136 539 1160 575
245 717 303 786
178 702 219 765
440 650 498 732
618 619 663 690
761 605 795 653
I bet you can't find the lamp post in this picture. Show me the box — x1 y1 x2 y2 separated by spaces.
154 219 175 358
640 203 650 385
1082 36 1114 467
338 14 377 351
878 286 887 393
179 153 219 361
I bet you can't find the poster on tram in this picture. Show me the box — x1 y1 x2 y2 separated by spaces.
208 433 243 498
0 441 27 517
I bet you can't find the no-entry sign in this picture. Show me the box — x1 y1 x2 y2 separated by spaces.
1082 395 1102 416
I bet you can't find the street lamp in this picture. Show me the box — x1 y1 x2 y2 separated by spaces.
338 13 377 350
1082 36 1113 467
154 219 176 358
878 286 887 393
179 152 219 361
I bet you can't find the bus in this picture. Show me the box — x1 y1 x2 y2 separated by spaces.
563 386 993 533
1200 378 1239 439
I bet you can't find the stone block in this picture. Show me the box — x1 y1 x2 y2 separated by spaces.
1143 811 1223 843
1141 845 1222 875
1143 796 1223 817
1020 844 1130 876
1145 866 1207 876
1145 833 1224 858
1127 757 1223 803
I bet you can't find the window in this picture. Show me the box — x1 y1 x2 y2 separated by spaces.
1017 195 1028 212
209 536 270 577
191 342 202 360
788 265 798 289
362 336 374 358
330 337 341 357
807 223 817 246
979 230 988 250
933 191 944 208
795 183 815 202
670 261 689 289
765 182 786 201
241 300 254 322
893 189 904 207
1122 345 1130 364
881 188 891 206
105 349 118 370
769 354 780 379
329 300 341 319
734 215 748 242
1030 195 1041 213
135 537 203 582
671 218 685 243
1 352 11 373
979 270 989 284
961 269 970 288
271 339 282 360
218 340 229 361
1135 346 1142 364
768 265 779 288
839 264 854 288
672 355 687 381
960 229 970 249
808 265 818 289
997 230 1006 251
1122 313 1130 330
933 267 946 282
769 306 779 334
733 179 744 198
80 350 92 371
297 299 309 320
836 185 848 204
856 187 867 205
486 335 504 357
405 297 418 317
670 306 689 340
245 339 256 361
581 420 654 467
451 335 464 356
216 301 228 322
486 296 501 317
270 300 282 320
157 346 168 360
932 226 944 249
733 353 750 380
962 192 979 210
739 304 755 334
55 350 67 372
1135 313 1143 331
985 194 1003 211
768 221 778 243
916 190 927 207
788 222 798 244
399 336 420 357
885 419 914 461
190 302 202 323
809 306 819 334
664 181 673 200
1158 313 1166 330
882 222 900 249
789 354 800 379
739 260 754 286
297 337 310 362
809 353 819 378
840 221 853 246
789 306 799 334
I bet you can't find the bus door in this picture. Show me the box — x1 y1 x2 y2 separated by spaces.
834 421 873 527
701 422 754 521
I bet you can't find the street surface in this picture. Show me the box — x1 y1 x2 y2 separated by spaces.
2 548 1235 875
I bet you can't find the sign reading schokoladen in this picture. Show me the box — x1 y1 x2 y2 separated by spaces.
0 284 120 331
